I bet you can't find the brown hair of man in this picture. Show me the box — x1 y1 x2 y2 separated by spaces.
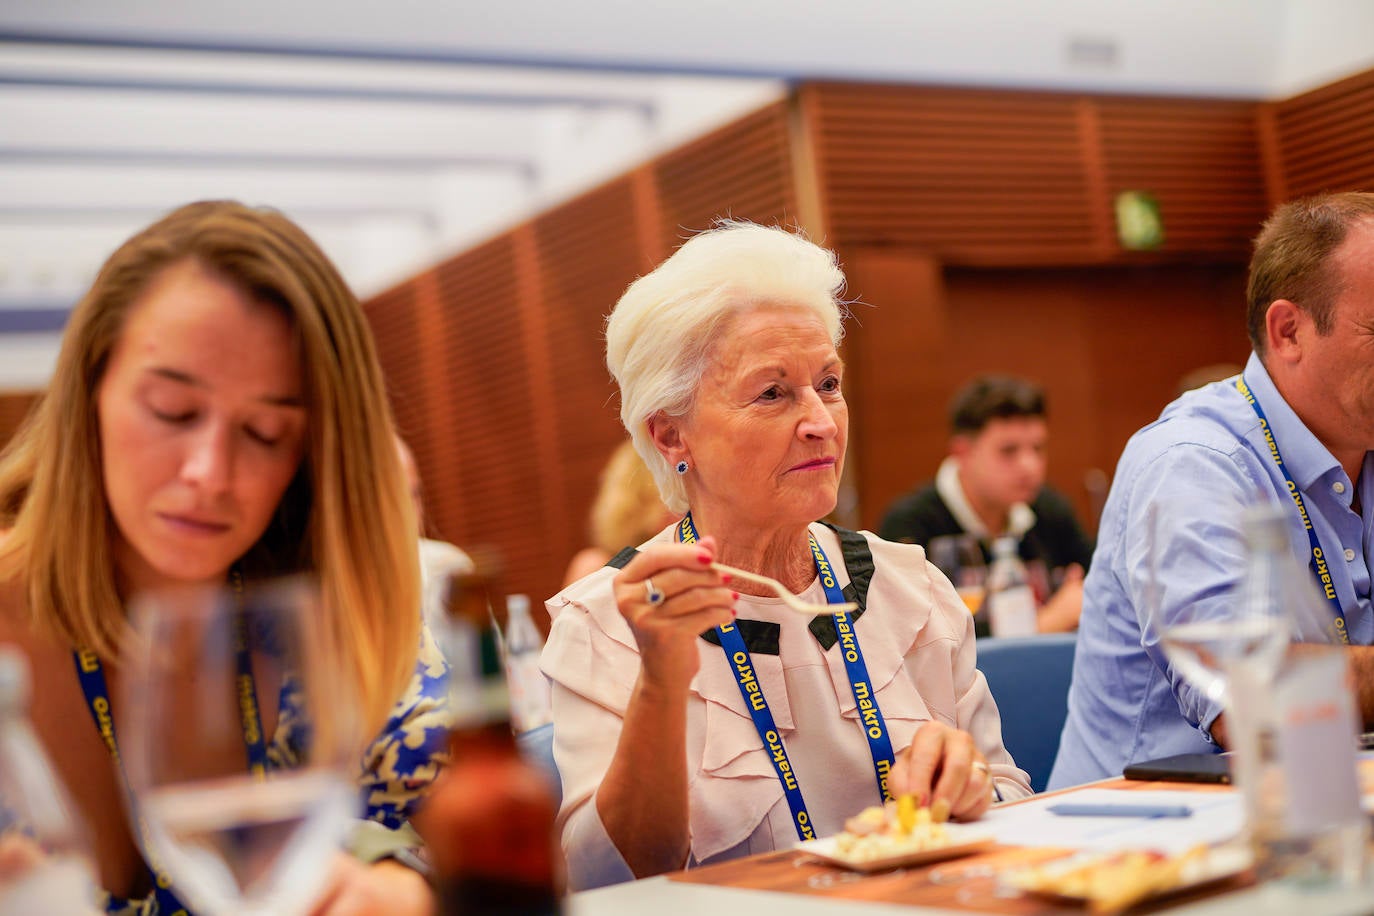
948 375 1046 436
1247 190 1374 357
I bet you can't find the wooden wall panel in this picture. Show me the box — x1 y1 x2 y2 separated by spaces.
1096 97 1266 257
839 252 950 529
1072 267 1251 476
363 273 460 552
1266 68 1374 201
653 101 798 251
804 83 1099 263
364 283 422 440
802 83 1268 267
361 280 446 531
426 236 550 598
531 178 652 583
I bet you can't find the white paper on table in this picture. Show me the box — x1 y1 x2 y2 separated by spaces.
981 788 1242 854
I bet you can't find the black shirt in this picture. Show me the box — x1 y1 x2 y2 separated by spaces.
877 484 1094 579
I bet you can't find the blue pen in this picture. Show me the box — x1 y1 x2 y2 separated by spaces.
1048 803 1192 818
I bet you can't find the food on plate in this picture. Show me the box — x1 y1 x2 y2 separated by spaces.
1007 844 1209 913
831 795 954 861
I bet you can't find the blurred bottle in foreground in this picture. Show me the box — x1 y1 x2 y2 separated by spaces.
985 536 1038 637
417 562 561 916
0 646 99 915
501 595 552 734
1225 504 1367 888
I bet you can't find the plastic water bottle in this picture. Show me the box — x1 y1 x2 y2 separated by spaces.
0 646 98 915
984 537 1038 637
502 595 553 733
1225 504 1367 888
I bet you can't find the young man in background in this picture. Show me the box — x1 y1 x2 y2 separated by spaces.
878 375 1093 634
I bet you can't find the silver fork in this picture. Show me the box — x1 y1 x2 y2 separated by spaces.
711 561 858 617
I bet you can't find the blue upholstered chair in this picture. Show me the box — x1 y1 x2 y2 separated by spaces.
515 721 561 806
974 633 1077 793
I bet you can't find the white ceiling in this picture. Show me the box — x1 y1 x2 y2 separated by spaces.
2 0 1373 387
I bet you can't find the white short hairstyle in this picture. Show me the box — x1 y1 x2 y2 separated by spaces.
605 221 847 513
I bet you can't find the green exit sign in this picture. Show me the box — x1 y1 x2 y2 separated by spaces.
1115 191 1164 250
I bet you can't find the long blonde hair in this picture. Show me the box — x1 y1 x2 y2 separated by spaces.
0 200 420 736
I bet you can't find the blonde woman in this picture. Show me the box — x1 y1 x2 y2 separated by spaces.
0 201 447 914
563 440 674 586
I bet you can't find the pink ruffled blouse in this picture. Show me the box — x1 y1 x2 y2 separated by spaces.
541 524 1031 890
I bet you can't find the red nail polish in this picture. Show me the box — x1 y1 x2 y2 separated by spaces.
731 591 740 601
721 572 733 584
698 552 712 564
731 608 737 618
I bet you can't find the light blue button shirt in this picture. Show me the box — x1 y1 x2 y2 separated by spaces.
1048 352 1374 790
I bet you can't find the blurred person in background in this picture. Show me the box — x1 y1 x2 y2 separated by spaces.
877 375 1093 634
395 434 474 632
562 439 674 587
0 201 448 915
1050 191 1374 789
543 222 1030 891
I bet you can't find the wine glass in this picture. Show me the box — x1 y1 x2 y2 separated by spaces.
0 647 100 912
119 576 362 916
927 534 988 618
1140 504 1288 709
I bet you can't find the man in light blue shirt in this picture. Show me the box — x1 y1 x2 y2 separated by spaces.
1050 191 1374 789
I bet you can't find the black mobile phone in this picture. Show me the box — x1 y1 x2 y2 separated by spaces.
1122 752 1231 784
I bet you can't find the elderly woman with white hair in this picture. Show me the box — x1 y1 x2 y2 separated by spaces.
542 222 1031 890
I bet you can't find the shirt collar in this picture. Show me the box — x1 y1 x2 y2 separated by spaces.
935 456 1036 541
1242 351 1347 491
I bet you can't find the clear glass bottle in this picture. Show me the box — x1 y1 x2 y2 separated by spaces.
0 646 98 914
502 595 553 734
984 536 1038 637
1225 503 1367 888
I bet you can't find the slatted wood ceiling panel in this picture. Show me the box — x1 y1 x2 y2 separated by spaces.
804 83 1097 263
1271 68 1374 199
0 391 41 455
532 178 646 574
653 101 797 251
428 237 548 597
1097 97 1266 257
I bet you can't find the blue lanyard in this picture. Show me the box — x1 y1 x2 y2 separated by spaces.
1237 376 1351 645
73 614 268 914
679 514 896 840
233 612 271 777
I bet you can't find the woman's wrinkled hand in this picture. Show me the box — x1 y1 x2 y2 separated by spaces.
887 722 994 822
613 535 735 693
307 854 435 916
